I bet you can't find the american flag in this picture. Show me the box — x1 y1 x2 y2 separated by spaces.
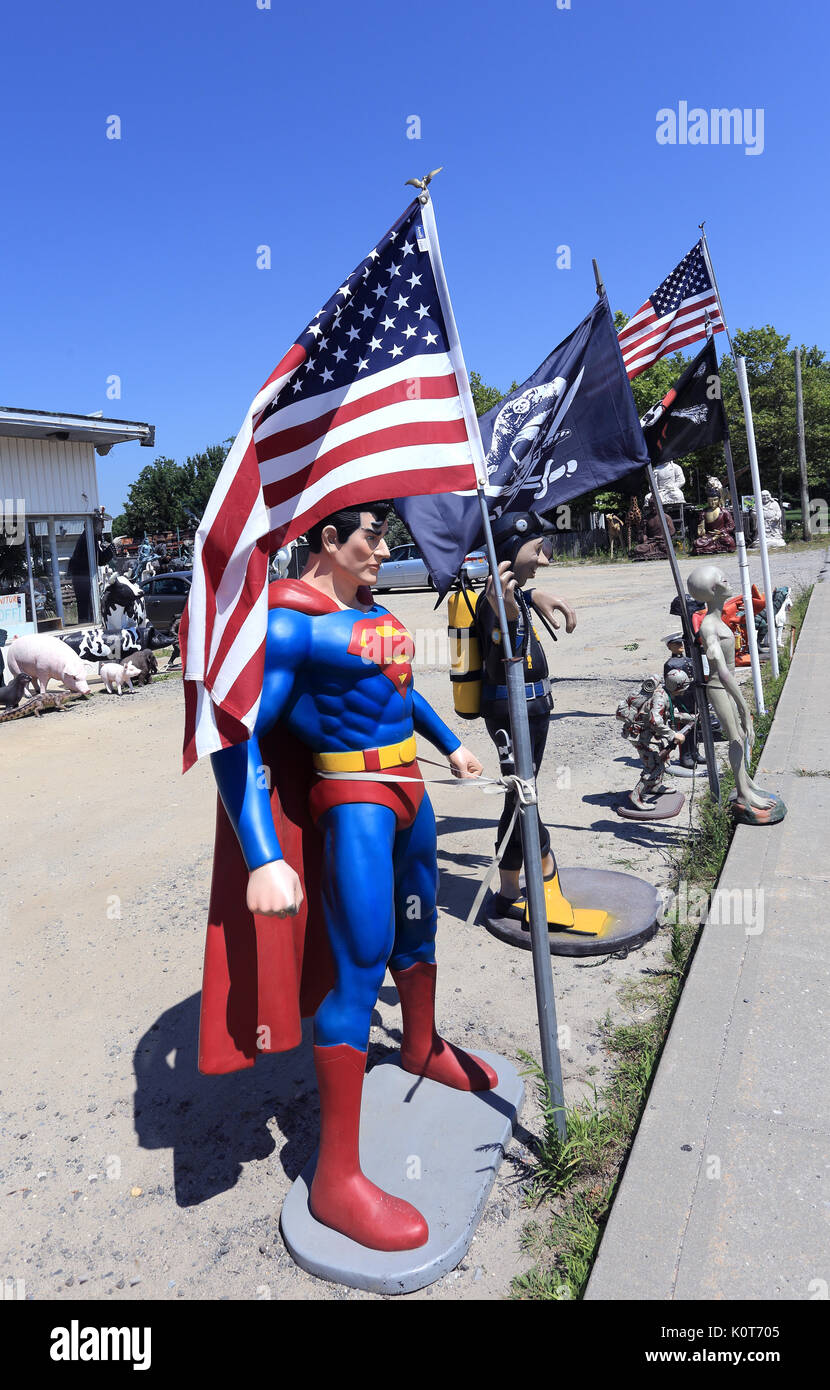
618 241 724 379
182 198 480 769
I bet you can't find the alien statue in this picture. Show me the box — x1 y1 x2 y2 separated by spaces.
687 563 786 825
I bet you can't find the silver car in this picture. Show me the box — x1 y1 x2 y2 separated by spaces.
374 545 488 592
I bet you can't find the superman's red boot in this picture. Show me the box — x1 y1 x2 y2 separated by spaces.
391 961 498 1091
309 1042 428 1251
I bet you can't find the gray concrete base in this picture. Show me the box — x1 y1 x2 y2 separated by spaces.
483 867 662 958
280 1049 522 1294
617 789 684 821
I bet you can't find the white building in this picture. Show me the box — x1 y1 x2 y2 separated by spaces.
0 407 154 637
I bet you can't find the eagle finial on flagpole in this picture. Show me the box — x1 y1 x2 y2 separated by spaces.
405 167 443 203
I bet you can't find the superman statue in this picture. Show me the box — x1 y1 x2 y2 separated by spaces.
200 501 496 1253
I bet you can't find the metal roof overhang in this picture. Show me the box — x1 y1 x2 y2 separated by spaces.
0 408 155 456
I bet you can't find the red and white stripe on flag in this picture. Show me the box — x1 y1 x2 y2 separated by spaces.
619 293 724 379
619 241 726 380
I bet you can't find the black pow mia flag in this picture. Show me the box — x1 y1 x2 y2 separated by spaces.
397 292 648 596
641 337 727 465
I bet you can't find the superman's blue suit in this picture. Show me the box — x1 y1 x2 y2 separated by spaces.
203 577 496 1252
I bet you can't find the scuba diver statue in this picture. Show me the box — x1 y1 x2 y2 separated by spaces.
687 563 786 825
448 510 606 937
477 512 602 935
203 501 497 1254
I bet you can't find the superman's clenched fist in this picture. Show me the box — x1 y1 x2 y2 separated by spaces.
247 859 304 918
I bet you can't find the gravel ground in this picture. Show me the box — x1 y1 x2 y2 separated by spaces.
1 545 824 1302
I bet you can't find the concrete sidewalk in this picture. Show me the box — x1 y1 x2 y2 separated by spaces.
586 559 830 1301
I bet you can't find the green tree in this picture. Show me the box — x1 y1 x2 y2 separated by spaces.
469 370 513 418
179 441 232 523
120 458 186 534
118 442 232 535
384 511 412 550
718 327 830 499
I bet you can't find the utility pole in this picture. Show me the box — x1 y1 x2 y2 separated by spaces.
794 347 811 541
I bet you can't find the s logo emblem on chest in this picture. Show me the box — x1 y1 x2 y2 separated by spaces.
348 615 415 692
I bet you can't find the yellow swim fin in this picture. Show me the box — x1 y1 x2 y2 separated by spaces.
519 871 610 938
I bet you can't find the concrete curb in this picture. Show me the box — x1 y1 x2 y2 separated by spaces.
586 560 830 1301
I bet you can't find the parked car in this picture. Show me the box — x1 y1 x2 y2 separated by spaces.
140 570 191 627
461 550 489 584
374 546 488 592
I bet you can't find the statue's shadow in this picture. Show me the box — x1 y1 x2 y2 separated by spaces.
133 995 324 1208
133 991 439 1210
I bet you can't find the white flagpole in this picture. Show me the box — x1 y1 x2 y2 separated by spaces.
418 186 567 1139
734 355 779 678
699 228 779 682
703 314 766 716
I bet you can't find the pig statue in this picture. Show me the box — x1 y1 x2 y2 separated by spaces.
100 659 141 695
5 634 91 696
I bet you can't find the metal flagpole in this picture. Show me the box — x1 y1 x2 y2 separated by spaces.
721 431 765 714
794 348 812 542
596 255 721 800
704 314 765 715
734 355 779 678
699 226 779 681
418 184 567 1138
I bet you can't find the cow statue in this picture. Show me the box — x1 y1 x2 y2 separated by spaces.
100 575 147 630
59 628 115 662
108 624 177 662
60 622 177 664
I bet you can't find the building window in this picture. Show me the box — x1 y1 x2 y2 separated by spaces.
27 521 61 631
56 518 95 625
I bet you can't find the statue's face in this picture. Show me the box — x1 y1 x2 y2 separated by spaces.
513 535 552 583
688 563 731 608
712 569 730 600
324 511 391 586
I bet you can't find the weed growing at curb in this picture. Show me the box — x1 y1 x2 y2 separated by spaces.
511 583 814 1301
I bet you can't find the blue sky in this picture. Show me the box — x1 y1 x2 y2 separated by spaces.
2 0 828 515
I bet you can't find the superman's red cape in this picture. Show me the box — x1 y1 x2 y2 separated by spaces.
197 579 358 1074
